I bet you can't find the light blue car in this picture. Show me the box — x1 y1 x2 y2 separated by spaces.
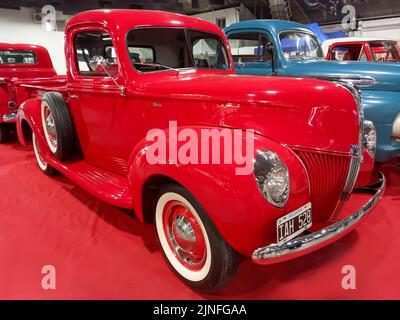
224 20 400 163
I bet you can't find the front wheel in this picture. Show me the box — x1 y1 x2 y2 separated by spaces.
155 184 237 292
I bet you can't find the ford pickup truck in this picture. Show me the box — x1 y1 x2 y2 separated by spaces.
16 10 383 291
224 20 400 163
0 43 61 143
322 37 400 63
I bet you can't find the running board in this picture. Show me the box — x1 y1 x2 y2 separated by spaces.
47 158 133 209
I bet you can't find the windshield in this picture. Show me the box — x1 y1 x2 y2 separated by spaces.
126 28 231 73
279 31 324 60
369 41 400 62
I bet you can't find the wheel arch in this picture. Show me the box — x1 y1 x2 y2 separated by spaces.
128 126 311 256
16 97 44 147
140 174 184 224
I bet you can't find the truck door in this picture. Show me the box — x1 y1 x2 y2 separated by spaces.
67 29 130 175
227 31 274 75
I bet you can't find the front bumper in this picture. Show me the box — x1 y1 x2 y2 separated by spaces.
2 112 17 123
252 172 385 265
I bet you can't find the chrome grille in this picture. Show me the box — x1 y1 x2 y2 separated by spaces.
295 150 357 223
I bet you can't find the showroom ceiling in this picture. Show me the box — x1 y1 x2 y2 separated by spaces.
292 0 400 24
0 0 239 15
0 0 398 23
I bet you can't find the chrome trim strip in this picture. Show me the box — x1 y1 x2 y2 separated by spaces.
318 76 376 87
252 173 385 265
285 145 353 156
2 112 17 123
330 154 361 221
334 82 364 155
327 82 364 221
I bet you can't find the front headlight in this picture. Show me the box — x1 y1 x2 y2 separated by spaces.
393 113 400 142
254 151 290 208
363 120 377 158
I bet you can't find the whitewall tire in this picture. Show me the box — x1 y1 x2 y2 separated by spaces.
40 92 75 161
155 184 237 292
32 133 57 176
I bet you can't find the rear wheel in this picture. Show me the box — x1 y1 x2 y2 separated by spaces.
155 184 237 292
41 92 75 161
32 133 57 176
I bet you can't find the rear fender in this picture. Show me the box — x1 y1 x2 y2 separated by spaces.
17 98 47 153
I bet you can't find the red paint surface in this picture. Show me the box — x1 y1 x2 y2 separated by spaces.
0 142 399 299
0 43 58 123
16 10 374 257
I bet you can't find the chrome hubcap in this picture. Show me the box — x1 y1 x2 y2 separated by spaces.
171 215 197 254
45 107 58 150
163 201 207 270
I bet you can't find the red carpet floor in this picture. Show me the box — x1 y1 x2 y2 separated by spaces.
0 142 399 300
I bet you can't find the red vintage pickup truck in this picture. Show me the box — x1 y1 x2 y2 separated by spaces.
322 37 400 62
0 43 64 143
15 9 384 291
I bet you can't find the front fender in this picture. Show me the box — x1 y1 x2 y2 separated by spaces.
128 126 310 256
361 90 400 162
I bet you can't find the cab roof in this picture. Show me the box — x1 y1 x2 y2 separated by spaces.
323 37 397 46
67 9 225 37
224 19 312 35
0 43 48 53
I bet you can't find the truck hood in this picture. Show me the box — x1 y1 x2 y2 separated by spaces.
284 59 400 92
135 71 360 154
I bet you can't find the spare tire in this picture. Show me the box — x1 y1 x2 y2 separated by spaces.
41 92 74 161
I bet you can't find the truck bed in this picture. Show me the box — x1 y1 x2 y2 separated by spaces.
12 76 67 106
15 75 67 94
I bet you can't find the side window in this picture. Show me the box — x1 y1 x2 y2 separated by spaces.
188 30 230 70
216 17 226 29
128 47 155 64
227 32 272 63
330 46 349 61
359 47 368 61
74 31 118 77
331 44 363 61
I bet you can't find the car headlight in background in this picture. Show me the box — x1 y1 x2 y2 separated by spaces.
363 120 377 158
393 113 400 142
254 151 290 208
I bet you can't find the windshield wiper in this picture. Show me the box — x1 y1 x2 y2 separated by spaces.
291 54 322 60
132 61 180 71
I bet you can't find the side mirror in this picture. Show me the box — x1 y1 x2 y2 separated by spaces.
88 55 125 96
89 55 108 73
237 57 245 70
265 42 275 55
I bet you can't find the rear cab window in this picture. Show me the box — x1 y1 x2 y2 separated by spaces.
329 44 364 61
0 50 37 65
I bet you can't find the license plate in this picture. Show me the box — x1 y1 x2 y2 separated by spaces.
277 203 312 245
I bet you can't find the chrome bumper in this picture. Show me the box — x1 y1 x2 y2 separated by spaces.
252 172 385 265
2 112 17 123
